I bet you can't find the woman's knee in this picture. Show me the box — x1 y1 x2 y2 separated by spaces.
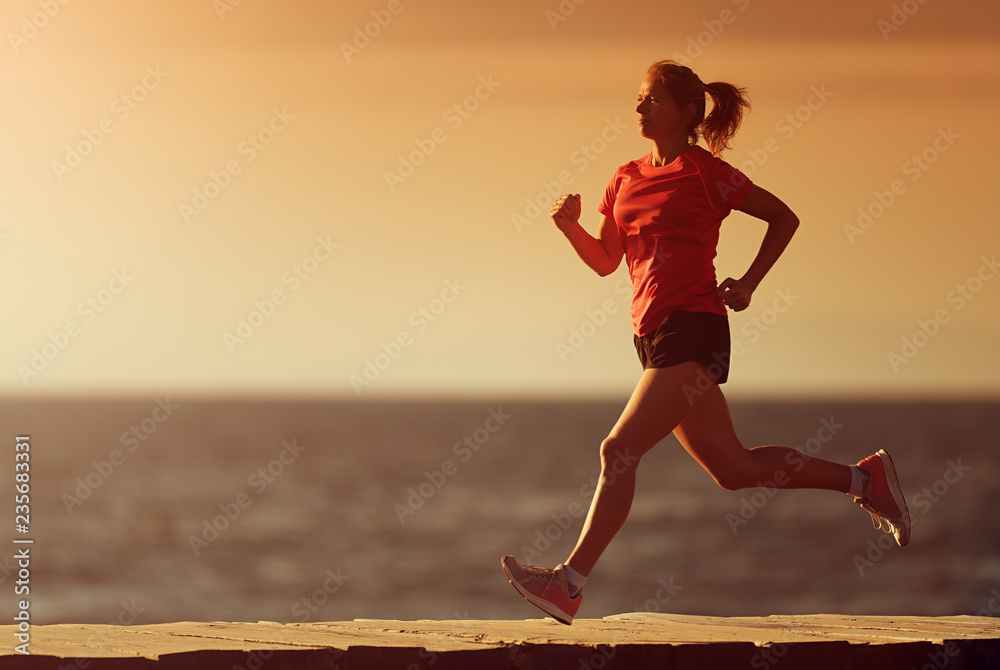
599 435 642 475
708 467 749 491
701 453 761 491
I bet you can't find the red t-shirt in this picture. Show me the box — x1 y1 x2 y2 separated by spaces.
599 145 753 336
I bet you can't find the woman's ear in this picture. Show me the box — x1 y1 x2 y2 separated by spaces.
684 101 697 125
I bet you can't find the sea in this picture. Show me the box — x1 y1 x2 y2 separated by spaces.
3 397 999 626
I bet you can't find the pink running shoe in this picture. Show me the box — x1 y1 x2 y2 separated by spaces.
501 555 580 625
855 449 911 547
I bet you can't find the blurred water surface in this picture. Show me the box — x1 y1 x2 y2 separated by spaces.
5 397 998 625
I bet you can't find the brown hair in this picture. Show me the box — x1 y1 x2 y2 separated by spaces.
645 60 751 156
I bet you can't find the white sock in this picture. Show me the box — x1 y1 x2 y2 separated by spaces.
562 563 587 598
848 465 871 498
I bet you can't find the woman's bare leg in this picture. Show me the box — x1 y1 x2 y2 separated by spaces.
565 362 706 576
674 386 911 545
673 385 851 492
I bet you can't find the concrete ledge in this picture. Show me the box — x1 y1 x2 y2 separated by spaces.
2 613 998 669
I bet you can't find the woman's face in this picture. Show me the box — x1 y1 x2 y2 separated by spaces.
635 74 692 142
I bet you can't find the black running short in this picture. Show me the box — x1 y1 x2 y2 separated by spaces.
633 309 731 383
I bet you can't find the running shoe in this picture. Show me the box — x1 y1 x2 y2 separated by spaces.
855 449 911 547
501 555 580 625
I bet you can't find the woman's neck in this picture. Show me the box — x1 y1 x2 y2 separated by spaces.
650 135 692 167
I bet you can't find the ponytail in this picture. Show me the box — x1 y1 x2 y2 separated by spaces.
702 81 751 157
645 60 751 157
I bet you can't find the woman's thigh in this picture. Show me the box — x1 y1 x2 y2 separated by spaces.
672 384 749 482
604 361 708 460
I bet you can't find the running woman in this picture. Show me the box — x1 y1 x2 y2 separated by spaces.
501 60 910 625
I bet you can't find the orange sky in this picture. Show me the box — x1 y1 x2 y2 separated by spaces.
2 0 998 399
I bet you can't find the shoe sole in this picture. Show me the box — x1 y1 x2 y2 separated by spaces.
501 556 574 625
877 449 911 547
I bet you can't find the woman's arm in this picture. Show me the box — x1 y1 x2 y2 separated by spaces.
719 185 800 312
551 194 624 277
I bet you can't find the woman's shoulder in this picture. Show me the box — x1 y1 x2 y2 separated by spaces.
615 152 654 171
683 145 745 174
682 145 753 207
680 145 720 167
604 154 650 187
